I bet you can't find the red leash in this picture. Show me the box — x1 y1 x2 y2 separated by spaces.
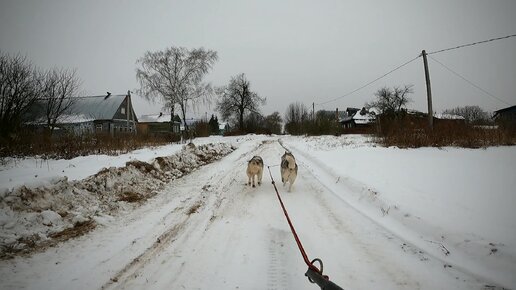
266 166 325 275
266 165 345 289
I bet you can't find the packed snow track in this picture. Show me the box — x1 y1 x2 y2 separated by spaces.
0 137 507 290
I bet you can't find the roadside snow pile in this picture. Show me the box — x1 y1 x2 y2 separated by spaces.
0 142 234 259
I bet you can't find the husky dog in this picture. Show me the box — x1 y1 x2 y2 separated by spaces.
247 156 264 187
281 151 298 192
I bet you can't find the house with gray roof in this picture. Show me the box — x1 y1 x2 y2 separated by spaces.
137 112 181 134
493 105 516 123
25 91 138 135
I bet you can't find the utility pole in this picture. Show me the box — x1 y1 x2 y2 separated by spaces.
421 50 433 130
312 102 315 124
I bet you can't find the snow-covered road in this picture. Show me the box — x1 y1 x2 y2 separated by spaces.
0 136 512 289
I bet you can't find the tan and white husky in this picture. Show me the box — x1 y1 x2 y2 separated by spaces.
247 156 264 187
281 151 298 192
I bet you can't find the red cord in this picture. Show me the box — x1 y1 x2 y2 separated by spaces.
267 166 323 275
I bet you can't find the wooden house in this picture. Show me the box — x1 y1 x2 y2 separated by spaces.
137 112 181 134
25 91 138 135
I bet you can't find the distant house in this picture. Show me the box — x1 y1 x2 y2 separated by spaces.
433 113 465 125
137 112 181 134
180 118 201 132
340 107 376 128
493 105 516 124
25 91 138 135
433 113 465 120
345 107 360 117
218 122 229 135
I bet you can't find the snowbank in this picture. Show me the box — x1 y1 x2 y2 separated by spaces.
282 134 516 288
0 142 235 258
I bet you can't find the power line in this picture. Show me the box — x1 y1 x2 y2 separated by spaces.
428 55 511 106
316 55 421 106
427 34 516 55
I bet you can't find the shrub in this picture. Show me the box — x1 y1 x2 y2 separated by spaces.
376 114 515 148
0 131 181 159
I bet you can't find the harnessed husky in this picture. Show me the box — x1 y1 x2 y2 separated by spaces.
281 151 298 192
247 156 264 187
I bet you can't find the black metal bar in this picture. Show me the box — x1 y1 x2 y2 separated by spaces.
305 268 345 290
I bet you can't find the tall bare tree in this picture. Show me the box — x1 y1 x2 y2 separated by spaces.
366 85 413 114
40 68 80 135
284 102 309 135
0 52 40 138
136 47 218 131
216 73 266 131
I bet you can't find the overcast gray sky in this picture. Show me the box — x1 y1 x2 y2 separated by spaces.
1 0 515 119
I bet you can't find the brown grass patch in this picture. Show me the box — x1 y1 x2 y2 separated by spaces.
155 156 169 169
0 234 40 259
118 191 144 203
126 160 156 173
50 220 96 242
95 167 111 176
1 220 96 260
186 203 202 215
0 132 180 159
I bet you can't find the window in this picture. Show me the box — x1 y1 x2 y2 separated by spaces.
121 107 126 115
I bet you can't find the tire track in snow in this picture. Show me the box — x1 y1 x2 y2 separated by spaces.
266 229 290 290
102 139 275 289
268 141 416 288
300 178 422 289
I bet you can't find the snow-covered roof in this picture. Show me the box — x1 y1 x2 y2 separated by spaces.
434 113 465 120
352 108 376 124
57 114 95 124
26 113 95 125
139 113 173 123
71 95 127 120
339 116 353 123
368 107 380 115
25 94 131 124
219 122 228 130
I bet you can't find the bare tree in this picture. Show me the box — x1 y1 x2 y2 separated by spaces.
177 82 214 131
216 73 266 131
284 102 309 135
264 112 282 134
442 105 490 124
40 68 80 135
136 47 218 131
367 85 413 114
244 112 265 133
0 52 40 138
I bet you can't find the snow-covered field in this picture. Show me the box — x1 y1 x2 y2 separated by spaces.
0 134 515 290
